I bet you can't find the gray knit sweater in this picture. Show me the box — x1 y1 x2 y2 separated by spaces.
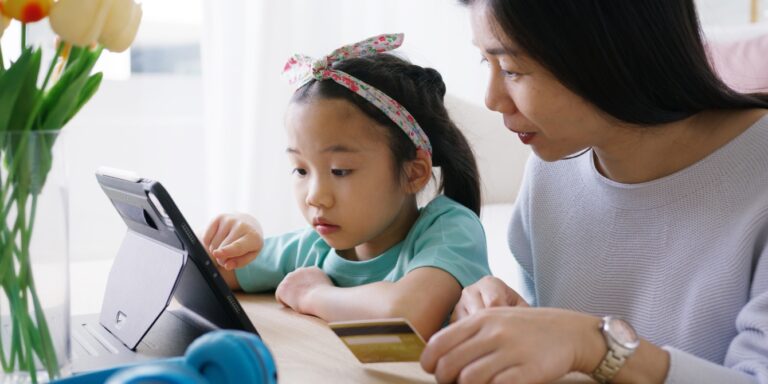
508 115 768 383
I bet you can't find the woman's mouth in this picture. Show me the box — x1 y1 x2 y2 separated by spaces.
517 132 536 144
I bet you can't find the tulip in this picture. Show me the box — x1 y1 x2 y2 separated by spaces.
49 0 141 53
1 0 51 23
1 15 10 39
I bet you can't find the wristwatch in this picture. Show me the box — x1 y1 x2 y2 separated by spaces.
590 316 640 383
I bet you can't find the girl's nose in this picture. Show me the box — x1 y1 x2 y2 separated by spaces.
305 178 333 209
484 72 517 114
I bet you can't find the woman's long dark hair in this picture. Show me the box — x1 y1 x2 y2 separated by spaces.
461 0 768 125
292 54 482 215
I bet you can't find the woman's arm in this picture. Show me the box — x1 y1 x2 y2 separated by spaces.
420 306 672 384
275 267 462 340
422 276 766 384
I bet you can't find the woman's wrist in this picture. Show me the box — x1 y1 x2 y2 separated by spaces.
572 313 608 374
569 312 670 383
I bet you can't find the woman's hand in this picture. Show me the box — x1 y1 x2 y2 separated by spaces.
275 267 334 315
203 213 264 270
452 276 529 322
421 307 605 384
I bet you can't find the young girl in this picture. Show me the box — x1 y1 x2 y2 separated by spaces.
202 34 490 340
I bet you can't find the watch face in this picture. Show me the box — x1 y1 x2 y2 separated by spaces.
608 317 639 348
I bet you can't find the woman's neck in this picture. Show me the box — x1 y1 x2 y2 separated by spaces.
592 108 767 184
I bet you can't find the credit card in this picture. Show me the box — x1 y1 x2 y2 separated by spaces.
328 318 426 363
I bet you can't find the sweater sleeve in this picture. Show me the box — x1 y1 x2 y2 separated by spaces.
664 241 768 383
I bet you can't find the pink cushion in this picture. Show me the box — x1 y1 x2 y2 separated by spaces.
707 32 768 93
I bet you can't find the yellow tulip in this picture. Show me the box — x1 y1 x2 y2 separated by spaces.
49 0 141 53
1 0 51 23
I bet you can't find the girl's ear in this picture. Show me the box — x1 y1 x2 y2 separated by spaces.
402 149 433 194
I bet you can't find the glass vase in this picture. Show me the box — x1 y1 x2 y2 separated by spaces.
0 130 69 383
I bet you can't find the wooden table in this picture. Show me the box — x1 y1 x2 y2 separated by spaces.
237 294 593 384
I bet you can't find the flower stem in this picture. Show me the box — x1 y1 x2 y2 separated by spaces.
41 43 65 92
21 23 26 49
0 43 5 71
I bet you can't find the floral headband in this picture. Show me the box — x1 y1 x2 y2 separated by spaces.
282 33 433 157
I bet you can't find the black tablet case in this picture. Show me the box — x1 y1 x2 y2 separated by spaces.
71 171 257 372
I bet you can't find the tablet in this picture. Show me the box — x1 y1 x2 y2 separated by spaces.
95 167 256 345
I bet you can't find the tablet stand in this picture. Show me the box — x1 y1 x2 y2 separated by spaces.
99 231 186 349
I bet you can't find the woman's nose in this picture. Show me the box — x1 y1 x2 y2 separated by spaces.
484 72 517 114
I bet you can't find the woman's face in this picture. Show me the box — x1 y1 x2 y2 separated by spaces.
470 4 616 161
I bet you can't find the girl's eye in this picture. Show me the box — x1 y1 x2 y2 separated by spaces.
292 168 307 176
331 169 352 177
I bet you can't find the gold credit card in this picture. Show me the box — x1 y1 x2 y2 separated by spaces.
328 318 426 363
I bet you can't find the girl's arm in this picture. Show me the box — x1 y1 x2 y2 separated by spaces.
275 267 462 340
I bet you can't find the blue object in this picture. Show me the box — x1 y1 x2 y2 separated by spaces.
53 330 278 384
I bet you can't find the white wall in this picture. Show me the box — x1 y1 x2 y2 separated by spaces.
64 0 764 263
65 76 205 260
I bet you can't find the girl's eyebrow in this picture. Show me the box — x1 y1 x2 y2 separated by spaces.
285 145 360 154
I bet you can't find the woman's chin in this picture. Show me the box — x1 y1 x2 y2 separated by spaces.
533 146 588 162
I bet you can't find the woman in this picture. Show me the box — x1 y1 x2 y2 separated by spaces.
420 1 768 383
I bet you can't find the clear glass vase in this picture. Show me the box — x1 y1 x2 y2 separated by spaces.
0 131 70 383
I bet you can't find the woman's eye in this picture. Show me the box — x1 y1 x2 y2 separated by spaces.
331 169 352 177
501 69 521 78
292 168 307 176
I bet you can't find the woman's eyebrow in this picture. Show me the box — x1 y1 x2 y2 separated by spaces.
485 46 519 57
472 40 520 57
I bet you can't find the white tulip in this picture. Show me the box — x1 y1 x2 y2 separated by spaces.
98 0 141 53
49 0 141 52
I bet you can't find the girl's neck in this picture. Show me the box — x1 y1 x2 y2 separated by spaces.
338 200 420 262
593 108 767 184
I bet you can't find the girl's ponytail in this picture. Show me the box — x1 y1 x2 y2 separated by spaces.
415 68 481 215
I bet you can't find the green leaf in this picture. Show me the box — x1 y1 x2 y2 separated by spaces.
0 48 42 134
38 48 100 131
63 72 102 126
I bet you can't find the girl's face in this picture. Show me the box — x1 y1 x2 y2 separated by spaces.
285 98 418 260
470 4 617 161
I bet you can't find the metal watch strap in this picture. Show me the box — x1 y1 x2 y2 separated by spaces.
591 348 627 383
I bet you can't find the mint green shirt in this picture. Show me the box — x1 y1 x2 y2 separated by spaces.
235 195 490 292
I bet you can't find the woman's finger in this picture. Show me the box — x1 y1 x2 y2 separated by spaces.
456 349 519 384
421 314 483 374
430 326 497 383
461 288 487 316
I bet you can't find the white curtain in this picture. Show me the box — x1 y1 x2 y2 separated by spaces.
200 0 514 236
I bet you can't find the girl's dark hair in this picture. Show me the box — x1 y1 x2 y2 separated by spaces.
292 54 482 215
460 0 768 125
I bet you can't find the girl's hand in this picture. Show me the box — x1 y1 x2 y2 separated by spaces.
451 276 529 322
202 213 264 271
275 267 333 314
421 307 605 384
